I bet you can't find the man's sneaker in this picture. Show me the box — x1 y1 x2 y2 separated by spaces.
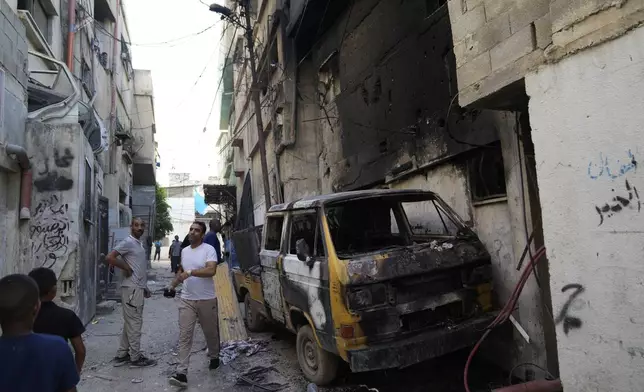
129 356 158 368
113 354 130 367
169 374 188 388
209 358 220 370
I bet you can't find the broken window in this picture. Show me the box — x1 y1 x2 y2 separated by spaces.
318 51 341 105
401 200 459 236
264 216 284 251
468 143 507 202
84 160 92 220
326 199 408 256
81 59 94 97
289 212 324 257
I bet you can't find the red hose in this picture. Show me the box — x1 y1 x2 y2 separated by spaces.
464 246 547 392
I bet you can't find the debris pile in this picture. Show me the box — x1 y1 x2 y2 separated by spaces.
236 366 284 391
220 338 268 364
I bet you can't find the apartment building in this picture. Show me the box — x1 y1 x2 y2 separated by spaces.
0 0 157 323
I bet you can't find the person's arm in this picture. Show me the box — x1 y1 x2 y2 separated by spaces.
69 336 86 375
67 312 86 375
57 340 80 392
105 250 132 276
213 237 222 264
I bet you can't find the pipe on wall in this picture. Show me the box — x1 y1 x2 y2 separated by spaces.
109 0 121 174
5 144 32 220
492 379 563 392
66 0 76 69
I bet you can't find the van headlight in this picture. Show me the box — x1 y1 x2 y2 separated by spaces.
346 284 387 310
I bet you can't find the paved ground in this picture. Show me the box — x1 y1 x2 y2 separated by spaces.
79 259 503 392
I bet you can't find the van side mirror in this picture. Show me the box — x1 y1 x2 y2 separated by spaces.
296 239 312 264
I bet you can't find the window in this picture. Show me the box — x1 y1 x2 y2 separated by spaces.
289 213 324 257
264 216 284 251
18 0 54 42
319 51 341 105
81 59 94 97
121 36 132 80
325 199 409 256
468 143 507 202
402 200 459 236
84 160 92 220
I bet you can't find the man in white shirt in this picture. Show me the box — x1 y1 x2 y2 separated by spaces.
167 221 219 388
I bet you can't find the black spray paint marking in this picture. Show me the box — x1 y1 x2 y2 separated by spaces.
30 195 72 268
33 148 75 192
595 179 641 226
54 148 74 168
555 283 585 335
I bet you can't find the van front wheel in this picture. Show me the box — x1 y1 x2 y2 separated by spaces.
296 324 338 385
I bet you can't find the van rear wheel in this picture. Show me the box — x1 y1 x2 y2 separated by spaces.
244 292 266 332
296 324 338 385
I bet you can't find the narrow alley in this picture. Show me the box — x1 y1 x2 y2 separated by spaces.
79 257 504 392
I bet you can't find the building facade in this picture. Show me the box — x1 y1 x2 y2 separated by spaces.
220 0 644 389
0 0 157 323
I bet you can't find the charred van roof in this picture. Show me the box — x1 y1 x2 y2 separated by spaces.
268 189 438 212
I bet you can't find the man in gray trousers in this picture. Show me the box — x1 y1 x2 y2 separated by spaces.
105 217 157 368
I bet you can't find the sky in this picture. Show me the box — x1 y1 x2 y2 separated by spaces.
125 0 226 186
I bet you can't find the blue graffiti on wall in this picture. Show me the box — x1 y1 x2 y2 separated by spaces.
588 150 638 180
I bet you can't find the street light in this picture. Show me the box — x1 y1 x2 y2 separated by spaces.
210 1 272 211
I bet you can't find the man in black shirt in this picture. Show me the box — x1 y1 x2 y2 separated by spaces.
29 268 86 374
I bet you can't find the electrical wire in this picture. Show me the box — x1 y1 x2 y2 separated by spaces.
463 245 547 392
93 21 219 47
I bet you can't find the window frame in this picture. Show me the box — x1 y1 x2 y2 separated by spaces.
468 142 508 204
286 209 325 259
263 214 285 252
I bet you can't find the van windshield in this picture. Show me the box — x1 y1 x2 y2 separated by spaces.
325 195 467 257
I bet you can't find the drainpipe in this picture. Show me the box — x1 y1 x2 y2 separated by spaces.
66 0 76 69
5 144 32 220
492 379 563 392
109 0 120 173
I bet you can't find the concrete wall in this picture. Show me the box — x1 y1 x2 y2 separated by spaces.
25 122 97 324
0 0 29 281
448 0 644 107
526 25 644 392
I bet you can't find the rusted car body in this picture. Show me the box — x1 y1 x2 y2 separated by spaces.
231 189 495 384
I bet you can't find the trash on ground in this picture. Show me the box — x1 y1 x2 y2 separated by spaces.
236 366 284 391
220 338 268 364
131 378 143 384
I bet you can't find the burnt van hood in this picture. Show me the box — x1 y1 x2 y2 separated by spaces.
344 238 490 285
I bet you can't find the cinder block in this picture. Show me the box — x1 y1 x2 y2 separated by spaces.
451 5 487 42
490 23 536 70
4 24 16 48
454 14 511 67
509 0 550 33
484 0 515 21
456 51 492 89
534 14 552 49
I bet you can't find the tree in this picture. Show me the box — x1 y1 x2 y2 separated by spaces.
154 183 173 241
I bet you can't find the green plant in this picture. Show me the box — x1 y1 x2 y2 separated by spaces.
154 183 173 240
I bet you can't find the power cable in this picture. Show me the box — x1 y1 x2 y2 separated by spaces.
93 21 219 47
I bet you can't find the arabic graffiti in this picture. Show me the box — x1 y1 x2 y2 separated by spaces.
595 179 641 226
555 283 585 335
588 150 638 180
29 195 73 268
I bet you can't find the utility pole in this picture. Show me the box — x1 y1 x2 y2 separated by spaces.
209 0 272 210
241 1 272 210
